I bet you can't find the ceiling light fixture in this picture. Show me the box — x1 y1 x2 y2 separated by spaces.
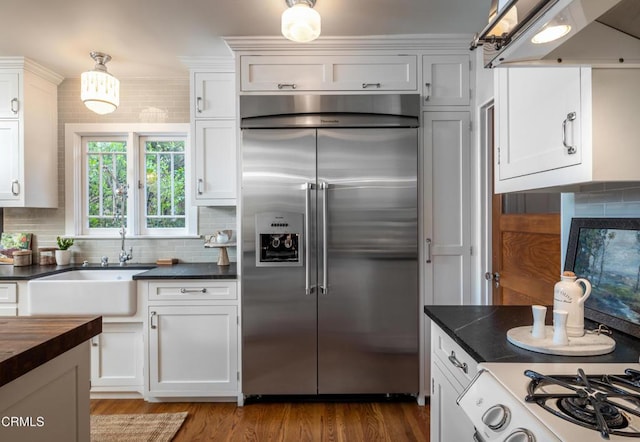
81 51 120 115
282 0 321 43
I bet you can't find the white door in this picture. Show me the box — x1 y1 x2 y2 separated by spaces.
496 67 582 180
0 73 19 118
90 323 143 391
430 359 475 442
0 120 20 202
148 305 238 396
193 119 237 205
423 111 471 306
193 72 235 119
422 55 470 106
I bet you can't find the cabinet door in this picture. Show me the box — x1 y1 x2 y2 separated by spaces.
329 55 417 91
148 305 238 396
430 359 475 442
422 55 470 106
90 323 143 391
423 112 471 306
241 56 327 91
193 72 235 119
0 120 20 202
496 67 582 181
0 73 19 118
193 119 237 205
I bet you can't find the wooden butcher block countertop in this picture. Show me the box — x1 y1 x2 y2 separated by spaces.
0 316 102 387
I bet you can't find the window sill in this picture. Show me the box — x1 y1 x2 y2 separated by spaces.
67 235 203 240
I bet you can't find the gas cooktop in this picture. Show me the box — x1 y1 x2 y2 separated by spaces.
459 363 640 441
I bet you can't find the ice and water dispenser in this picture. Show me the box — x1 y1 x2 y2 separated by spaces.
255 212 303 267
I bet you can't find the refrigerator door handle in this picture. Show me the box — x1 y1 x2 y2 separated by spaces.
320 181 329 294
304 182 315 295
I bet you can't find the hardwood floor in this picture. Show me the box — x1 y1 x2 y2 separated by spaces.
90 398 430 441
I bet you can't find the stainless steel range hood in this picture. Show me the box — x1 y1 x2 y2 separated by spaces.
471 0 640 68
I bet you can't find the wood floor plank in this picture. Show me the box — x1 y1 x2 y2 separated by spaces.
90 399 429 441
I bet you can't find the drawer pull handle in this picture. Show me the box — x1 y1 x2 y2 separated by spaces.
10 98 19 114
196 96 203 113
150 311 157 329
277 83 297 89
362 83 381 89
180 288 207 294
448 351 468 374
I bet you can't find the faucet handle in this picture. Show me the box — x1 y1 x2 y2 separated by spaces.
101 256 109 267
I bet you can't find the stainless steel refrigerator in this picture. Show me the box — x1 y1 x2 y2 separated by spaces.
240 94 419 396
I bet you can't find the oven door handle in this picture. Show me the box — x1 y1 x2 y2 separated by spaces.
304 182 314 295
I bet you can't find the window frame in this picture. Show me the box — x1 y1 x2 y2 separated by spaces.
65 123 196 238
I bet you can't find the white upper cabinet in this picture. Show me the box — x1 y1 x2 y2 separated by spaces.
422 55 470 106
189 64 237 206
0 59 62 208
495 67 640 193
193 72 236 119
0 73 19 117
240 55 418 92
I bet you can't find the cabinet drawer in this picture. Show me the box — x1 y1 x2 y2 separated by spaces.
0 283 17 303
148 280 236 301
431 322 477 387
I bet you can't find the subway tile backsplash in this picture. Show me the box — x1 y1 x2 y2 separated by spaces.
2 77 237 264
573 183 640 218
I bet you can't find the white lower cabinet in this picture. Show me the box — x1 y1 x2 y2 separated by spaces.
431 359 475 442
430 322 477 442
90 323 143 394
0 282 18 316
144 280 239 400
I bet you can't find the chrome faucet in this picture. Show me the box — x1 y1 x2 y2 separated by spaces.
118 226 133 266
103 165 132 266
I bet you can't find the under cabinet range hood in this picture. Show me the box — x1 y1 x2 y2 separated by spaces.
471 0 640 68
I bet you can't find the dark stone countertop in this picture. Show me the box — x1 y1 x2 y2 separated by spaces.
424 305 640 364
0 316 102 387
132 262 237 280
0 262 237 281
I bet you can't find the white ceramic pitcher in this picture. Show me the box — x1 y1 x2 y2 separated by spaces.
553 271 592 337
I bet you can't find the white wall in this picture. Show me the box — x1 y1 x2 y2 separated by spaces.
3 77 236 264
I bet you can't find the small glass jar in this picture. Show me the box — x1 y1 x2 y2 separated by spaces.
38 247 57 265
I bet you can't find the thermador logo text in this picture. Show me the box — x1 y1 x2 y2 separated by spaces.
1 416 45 427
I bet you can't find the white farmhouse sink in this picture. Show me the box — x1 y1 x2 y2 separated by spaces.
27 269 146 316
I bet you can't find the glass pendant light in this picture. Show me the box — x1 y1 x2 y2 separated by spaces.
282 0 321 43
81 51 120 115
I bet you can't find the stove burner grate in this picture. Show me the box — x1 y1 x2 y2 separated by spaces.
525 368 640 439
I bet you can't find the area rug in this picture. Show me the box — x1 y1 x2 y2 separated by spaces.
91 412 188 442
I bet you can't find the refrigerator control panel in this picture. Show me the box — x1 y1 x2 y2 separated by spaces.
255 212 303 267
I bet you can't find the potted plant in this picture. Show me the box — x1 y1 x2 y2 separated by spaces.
55 236 74 265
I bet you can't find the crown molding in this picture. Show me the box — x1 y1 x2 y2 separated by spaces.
223 34 473 53
0 57 64 84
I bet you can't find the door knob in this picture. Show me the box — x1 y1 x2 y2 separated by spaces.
484 272 500 288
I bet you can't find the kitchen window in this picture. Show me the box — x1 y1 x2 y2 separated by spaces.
65 123 196 238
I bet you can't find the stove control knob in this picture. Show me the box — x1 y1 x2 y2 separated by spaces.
481 404 510 431
504 428 535 442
